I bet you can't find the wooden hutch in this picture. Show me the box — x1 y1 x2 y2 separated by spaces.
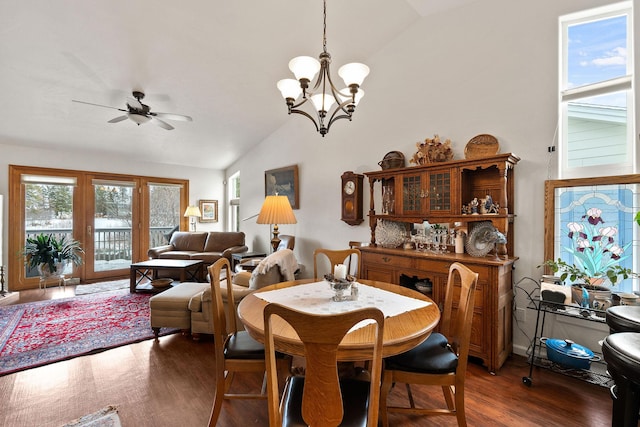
362 153 519 372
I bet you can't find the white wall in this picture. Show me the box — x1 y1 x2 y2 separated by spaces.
227 0 631 358
0 139 226 265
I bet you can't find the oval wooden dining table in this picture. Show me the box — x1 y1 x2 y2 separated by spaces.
237 278 441 361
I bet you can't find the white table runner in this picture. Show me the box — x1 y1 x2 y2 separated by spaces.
255 281 431 330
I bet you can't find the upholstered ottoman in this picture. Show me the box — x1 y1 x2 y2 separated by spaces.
149 282 209 338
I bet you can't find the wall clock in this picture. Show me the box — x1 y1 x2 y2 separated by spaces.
341 171 364 225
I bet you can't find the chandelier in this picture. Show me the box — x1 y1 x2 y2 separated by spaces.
277 0 369 136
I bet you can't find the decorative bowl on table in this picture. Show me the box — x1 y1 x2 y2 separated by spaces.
324 274 355 302
151 278 173 288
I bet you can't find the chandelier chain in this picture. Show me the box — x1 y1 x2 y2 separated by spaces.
322 0 327 53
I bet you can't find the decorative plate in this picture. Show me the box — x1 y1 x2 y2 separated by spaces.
465 221 498 257
464 134 499 159
375 219 406 248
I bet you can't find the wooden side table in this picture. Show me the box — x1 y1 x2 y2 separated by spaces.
231 251 266 271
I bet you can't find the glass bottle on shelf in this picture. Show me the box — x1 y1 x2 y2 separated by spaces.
382 184 395 214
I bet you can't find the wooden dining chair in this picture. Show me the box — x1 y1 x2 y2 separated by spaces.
207 258 290 426
313 248 361 279
380 262 479 427
263 303 385 427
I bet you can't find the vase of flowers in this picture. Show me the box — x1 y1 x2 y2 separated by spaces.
540 207 637 308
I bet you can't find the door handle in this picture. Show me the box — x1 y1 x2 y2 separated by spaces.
87 225 92 236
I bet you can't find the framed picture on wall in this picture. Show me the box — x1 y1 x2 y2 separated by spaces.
199 199 218 222
265 164 299 209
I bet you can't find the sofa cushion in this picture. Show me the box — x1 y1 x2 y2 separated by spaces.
157 251 194 260
169 232 208 252
203 231 245 252
190 252 225 264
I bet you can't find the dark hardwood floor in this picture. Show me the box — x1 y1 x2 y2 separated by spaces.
0 286 614 426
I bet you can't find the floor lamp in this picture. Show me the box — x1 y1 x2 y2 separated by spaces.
256 195 297 252
184 205 201 232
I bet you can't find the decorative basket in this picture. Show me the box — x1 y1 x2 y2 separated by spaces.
464 134 500 159
151 278 173 288
378 151 405 170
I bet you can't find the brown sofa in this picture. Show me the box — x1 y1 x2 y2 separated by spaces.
148 231 248 269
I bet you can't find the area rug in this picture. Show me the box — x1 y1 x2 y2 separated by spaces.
0 289 178 376
62 405 121 427
74 279 129 295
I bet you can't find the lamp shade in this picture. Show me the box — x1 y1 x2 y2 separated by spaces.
338 62 370 86
277 79 303 100
183 206 202 218
256 195 297 225
311 93 336 112
288 56 321 81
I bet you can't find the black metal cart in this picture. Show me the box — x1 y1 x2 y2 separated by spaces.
522 296 612 388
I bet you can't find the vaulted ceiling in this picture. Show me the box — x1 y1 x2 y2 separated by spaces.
0 0 478 169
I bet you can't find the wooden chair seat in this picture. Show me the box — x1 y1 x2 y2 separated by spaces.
224 331 267 359
384 332 457 374
264 304 384 427
281 376 373 427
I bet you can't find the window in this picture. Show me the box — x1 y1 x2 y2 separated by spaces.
545 3 638 293
228 172 240 232
9 165 188 290
559 1 634 178
545 177 639 293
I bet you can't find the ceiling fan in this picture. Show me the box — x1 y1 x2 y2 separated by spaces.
72 91 193 130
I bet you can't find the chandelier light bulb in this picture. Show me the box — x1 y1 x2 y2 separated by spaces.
277 79 302 100
338 63 370 87
311 93 335 112
288 56 321 82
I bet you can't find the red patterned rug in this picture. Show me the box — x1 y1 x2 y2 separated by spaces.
0 289 178 376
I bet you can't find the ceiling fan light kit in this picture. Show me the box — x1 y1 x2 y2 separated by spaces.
277 0 368 136
73 90 193 130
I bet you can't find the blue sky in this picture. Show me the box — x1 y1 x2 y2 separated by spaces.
567 15 627 89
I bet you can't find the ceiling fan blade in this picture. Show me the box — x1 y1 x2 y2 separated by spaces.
150 117 174 130
72 100 125 112
150 112 193 122
126 97 144 111
108 115 128 123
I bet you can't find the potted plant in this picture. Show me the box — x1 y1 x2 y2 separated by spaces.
540 207 637 307
23 233 84 277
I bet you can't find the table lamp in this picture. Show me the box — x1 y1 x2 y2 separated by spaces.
184 205 202 231
256 195 297 252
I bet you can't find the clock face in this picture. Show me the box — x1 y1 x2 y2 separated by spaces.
344 180 356 195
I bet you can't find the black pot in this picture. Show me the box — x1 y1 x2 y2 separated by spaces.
541 337 599 370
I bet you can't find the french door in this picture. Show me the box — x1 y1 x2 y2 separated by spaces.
84 176 139 281
9 165 188 290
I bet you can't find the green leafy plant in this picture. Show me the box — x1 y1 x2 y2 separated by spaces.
23 233 84 274
540 207 636 285
540 258 635 286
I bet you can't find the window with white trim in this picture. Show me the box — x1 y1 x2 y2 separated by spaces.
559 1 634 178
228 172 240 232
548 2 638 293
